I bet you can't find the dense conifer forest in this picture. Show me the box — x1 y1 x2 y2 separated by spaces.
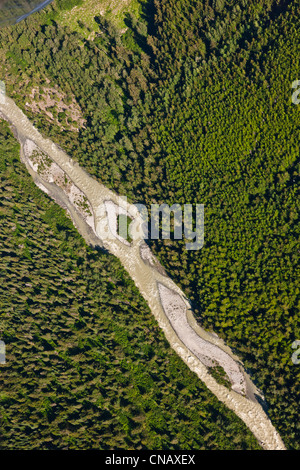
0 0 299 449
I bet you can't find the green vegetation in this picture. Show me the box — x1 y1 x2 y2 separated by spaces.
0 0 299 450
55 0 83 11
31 149 52 175
118 214 133 243
0 121 259 449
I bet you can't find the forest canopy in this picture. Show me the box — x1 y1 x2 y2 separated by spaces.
0 0 299 450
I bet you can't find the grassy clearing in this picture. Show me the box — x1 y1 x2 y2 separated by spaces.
55 0 143 37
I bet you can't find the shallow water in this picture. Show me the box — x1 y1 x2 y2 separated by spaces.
0 0 53 26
